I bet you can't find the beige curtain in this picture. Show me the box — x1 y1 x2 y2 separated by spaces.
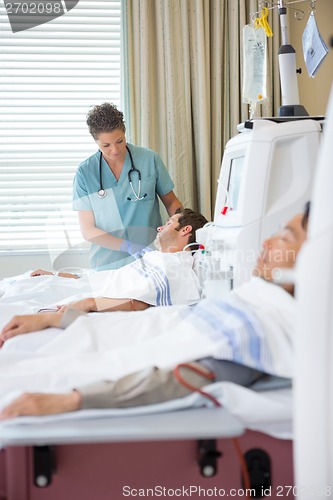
122 0 281 220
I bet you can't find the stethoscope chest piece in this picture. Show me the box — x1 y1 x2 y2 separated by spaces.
97 188 107 199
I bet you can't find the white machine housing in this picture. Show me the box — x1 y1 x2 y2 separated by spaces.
196 118 322 294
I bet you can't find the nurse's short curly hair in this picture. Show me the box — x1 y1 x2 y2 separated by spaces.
86 103 126 139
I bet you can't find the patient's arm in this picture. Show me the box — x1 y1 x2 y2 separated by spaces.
31 269 79 279
0 363 212 419
58 297 150 313
0 299 149 346
0 313 62 346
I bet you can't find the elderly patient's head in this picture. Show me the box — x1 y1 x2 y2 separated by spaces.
253 205 310 285
155 208 208 252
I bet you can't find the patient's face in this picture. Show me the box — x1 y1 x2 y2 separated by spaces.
253 214 307 282
154 214 182 251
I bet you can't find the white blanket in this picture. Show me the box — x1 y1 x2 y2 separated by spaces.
0 306 218 404
0 278 294 402
0 279 295 441
0 251 201 331
231 277 295 377
175 278 295 378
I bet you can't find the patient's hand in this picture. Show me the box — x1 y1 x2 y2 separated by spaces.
0 313 62 347
30 269 54 277
31 269 79 279
0 391 82 419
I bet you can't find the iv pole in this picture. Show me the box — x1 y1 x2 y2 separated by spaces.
277 0 308 116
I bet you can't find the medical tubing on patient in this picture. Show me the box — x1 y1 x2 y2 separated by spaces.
172 363 251 493
172 363 219 407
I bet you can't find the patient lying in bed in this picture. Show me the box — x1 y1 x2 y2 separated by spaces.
0 209 207 330
0 208 309 419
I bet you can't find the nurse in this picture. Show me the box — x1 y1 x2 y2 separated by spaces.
74 103 182 270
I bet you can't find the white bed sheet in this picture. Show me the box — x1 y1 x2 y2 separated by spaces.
0 315 293 442
0 307 219 404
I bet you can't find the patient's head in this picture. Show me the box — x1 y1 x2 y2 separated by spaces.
253 205 310 284
155 208 208 252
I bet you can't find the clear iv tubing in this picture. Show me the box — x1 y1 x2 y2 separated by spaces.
182 242 205 252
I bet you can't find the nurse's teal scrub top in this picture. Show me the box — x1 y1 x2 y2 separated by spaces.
73 144 174 270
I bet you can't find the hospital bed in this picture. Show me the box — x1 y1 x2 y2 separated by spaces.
0 376 294 500
0 77 321 500
0 115 308 499
0 110 316 499
0 273 296 500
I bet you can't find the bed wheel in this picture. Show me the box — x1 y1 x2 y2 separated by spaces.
33 446 56 488
197 439 222 477
243 448 271 497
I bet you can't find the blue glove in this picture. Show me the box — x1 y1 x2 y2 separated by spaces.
120 239 146 257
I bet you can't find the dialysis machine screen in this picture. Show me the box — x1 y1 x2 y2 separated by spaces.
227 156 245 211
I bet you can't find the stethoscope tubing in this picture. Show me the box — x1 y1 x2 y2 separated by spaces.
97 145 147 201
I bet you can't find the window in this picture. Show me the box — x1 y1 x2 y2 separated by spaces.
0 0 121 253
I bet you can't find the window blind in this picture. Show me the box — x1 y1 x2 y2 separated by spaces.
0 0 121 253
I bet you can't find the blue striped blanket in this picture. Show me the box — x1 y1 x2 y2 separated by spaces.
180 277 296 377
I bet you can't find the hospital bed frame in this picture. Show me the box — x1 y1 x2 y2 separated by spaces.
0 407 293 500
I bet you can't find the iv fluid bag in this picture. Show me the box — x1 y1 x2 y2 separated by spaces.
242 25 268 116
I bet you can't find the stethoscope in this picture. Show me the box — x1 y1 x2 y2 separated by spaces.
97 145 147 201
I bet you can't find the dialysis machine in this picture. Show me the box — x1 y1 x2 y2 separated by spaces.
196 117 323 297
196 0 325 298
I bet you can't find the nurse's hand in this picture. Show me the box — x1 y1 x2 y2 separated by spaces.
0 313 62 347
120 239 146 256
0 390 82 419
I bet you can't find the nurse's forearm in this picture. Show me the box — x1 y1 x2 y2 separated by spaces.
80 226 124 251
159 191 183 216
78 211 129 251
167 199 183 216
78 211 148 255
